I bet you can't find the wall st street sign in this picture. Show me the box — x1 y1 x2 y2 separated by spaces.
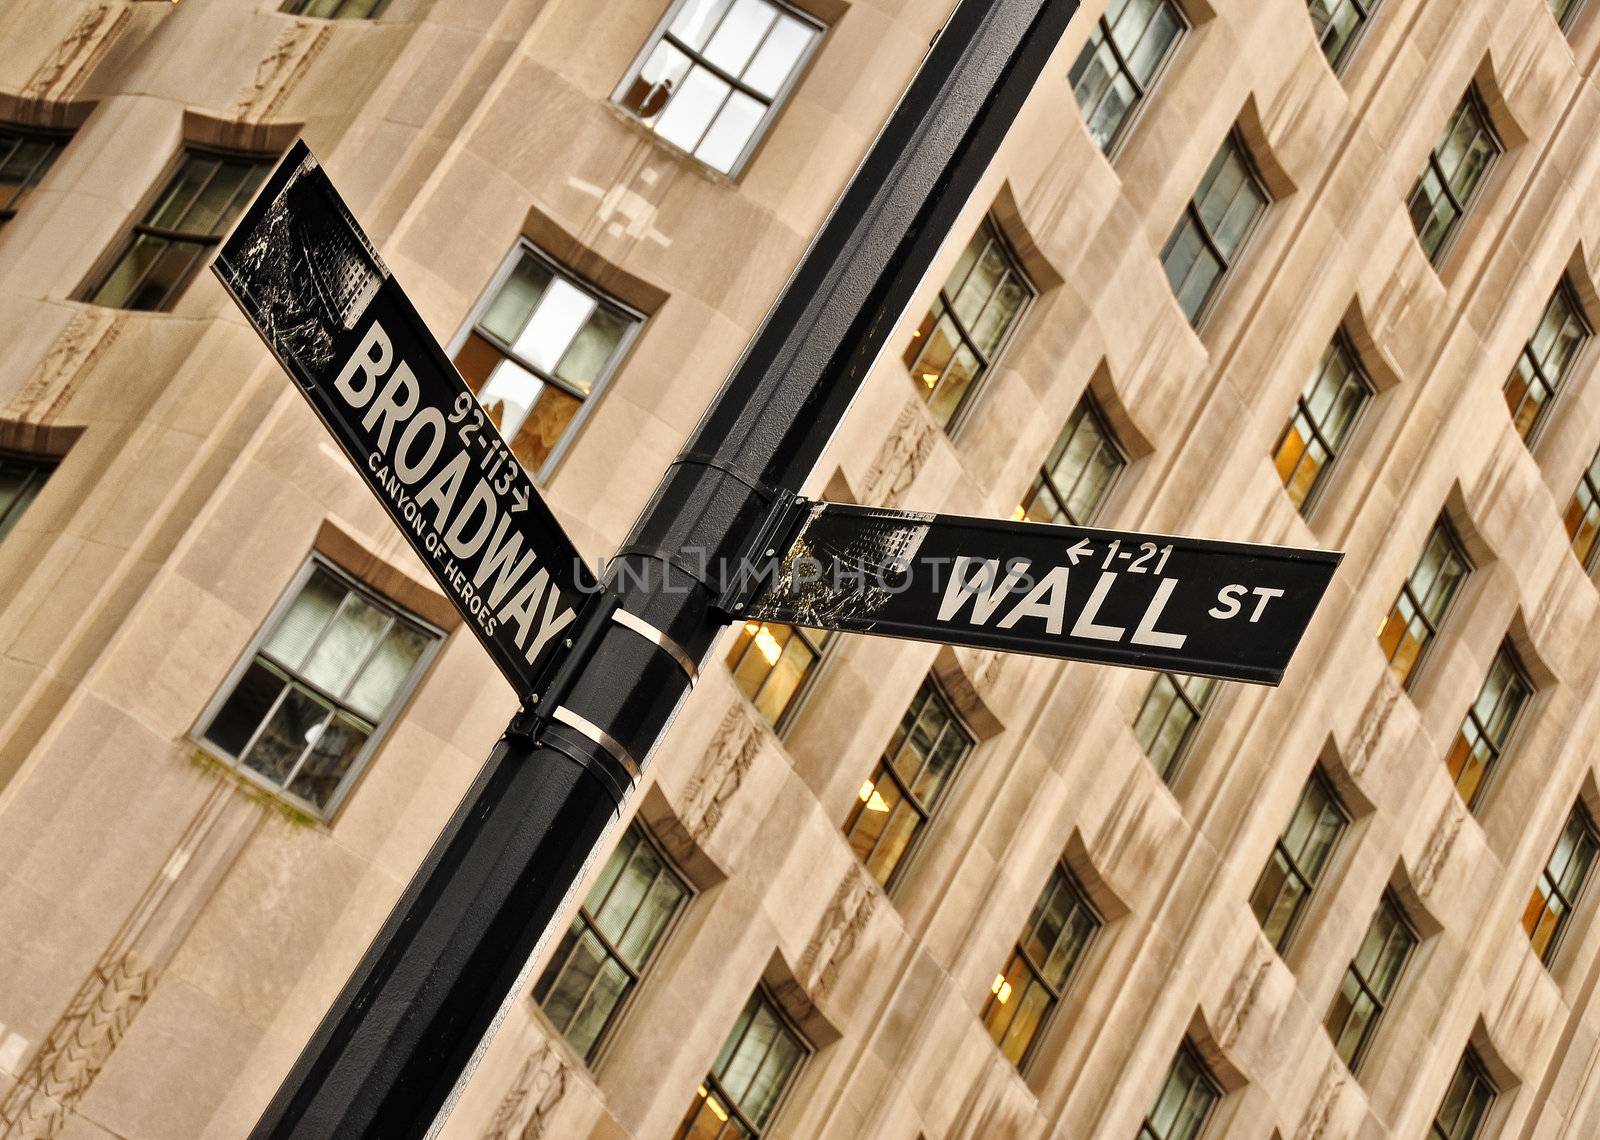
735 501 1342 684
213 141 593 696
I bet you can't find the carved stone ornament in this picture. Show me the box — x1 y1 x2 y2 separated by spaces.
798 867 878 1002
863 399 937 508
683 704 763 842
480 1038 569 1140
22 4 132 103
233 21 332 122
7 310 120 426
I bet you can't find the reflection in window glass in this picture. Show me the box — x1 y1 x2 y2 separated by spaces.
1161 134 1270 326
1444 645 1532 810
0 451 56 545
1325 893 1417 1071
1133 673 1217 782
1308 0 1381 73
1377 519 1471 688
726 621 831 728
675 988 809 1138
0 124 70 226
1430 1049 1497 1140
1018 396 1125 525
1273 333 1372 512
1139 1042 1221 1140
1407 90 1501 265
1250 771 1348 951
1523 807 1600 964
1564 444 1600 570
1504 281 1589 442
1068 0 1187 154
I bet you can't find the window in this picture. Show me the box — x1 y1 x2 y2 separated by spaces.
1407 90 1501 266
1564 444 1600 570
281 0 387 15
453 245 643 480
0 124 69 226
982 865 1101 1068
844 678 974 888
1325 893 1417 1071
1068 0 1187 155
85 148 271 312
1140 1041 1221 1140
903 218 1034 429
1523 806 1600 964
533 823 691 1063
1445 645 1532 810
1272 333 1372 512
1551 0 1587 32
1250 770 1349 951
1017 396 1125 524
198 560 441 816
1505 282 1590 441
1133 672 1217 782
1377 518 1471 688
1308 0 1381 73
725 620 831 728
615 0 823 176
0 452 56 545
676 987 809 1139
1431 1049 1497 1140
1162 133 1270 326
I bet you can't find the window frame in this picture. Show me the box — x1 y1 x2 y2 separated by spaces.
1380 517 1474 691
1505 279 1592 447
1020 393 1127 527
1326 890 1419 1074
1250 767 1351 954
612 0 827 179
1309 0 1383 77
1567 444 1600 573
80 143 275 313
0 122 72 225
1446 642 1534 813
844 677 976 893
724 619 836 734
1132 672 1218 784
1069 0 1191 160
1408 88 1503 270
1138 1039 1223 1140
1526 805 1600 967
683 983 813 1139
532 820 695 1067
1552 0 1589 33
448 239 647 484
980 861 1103 1073
1272 329 1376 518
1430 1047 1498 1140
191 555 446 821
280 0 390 16
0 449 58 544
1162 129 1273 330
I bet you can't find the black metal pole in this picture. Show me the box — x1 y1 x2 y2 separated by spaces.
251 1 1079 1135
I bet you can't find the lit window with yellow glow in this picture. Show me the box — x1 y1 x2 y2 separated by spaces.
1377 518 1471 689
981 864 1100 1068
675 987 809 1139
1444 644 1531 811
1564 443 1600 571
1523 805 1599 965
1504 281 1589 443
902 218 1034 429
844 679 974 888
1018 396 1125 525
725 621 831 727
1272 333 1371 513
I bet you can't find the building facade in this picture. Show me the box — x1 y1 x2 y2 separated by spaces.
2 0 1600 1136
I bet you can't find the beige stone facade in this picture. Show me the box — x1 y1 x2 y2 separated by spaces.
5 0 1600 1137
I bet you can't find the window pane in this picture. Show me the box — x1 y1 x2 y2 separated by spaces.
285 713 371 808
0 126 68 220
1071 1 1185 153
1410 92 1501 263
239 684 329 787
744 15 814 98
696 88 767 173
202 661 287 758
655 65 732 155
345 623 431 722
480 254 554 345
554 304 633 394
300 592 390 698
1143 1045 1219 1140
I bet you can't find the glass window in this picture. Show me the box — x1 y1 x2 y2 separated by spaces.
1564 443 1600 571
1551 0 1587 32
1250 770 1349 951
1377 518 1472 689
1273 332 1373 512
844 678 974 888
86 148 271 312
1431 1049 1497 1140
903 218 1035 429
0 451 56 545
981 864 1101 1068
615 0 824 176
198 561 441 816
1068 0 1187 154
1017 396 1125 525
1407 90 1501 266
281 0 387 15
1523 806 1600 964
454 245 643 480
725 620 831 728
1139 1041 1221 1140
1445 645 1532 810
1505 282 1589 441
533 823 691 1063
0 124 69 226
676 987 809 1139
1161 133 1271 326
1308 0 1382 73
1132 672 1218 782
1325 893 1418 1071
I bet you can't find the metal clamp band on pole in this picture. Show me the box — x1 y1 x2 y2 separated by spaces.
610 608 699 683
549 706 643 783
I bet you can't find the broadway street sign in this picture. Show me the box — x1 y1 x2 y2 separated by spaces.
735 501 1341 685
213 142 593 696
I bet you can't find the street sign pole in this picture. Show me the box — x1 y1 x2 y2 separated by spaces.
241 1 1083 1135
